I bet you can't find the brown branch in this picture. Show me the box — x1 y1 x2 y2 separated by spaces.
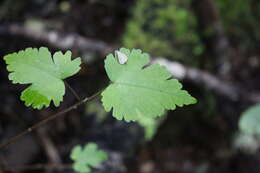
2 164 72 172
36 127 62 164
0 89 103 150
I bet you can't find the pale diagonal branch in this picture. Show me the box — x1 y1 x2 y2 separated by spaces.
1 24 259 103
0 24 114 55
153 58 260 103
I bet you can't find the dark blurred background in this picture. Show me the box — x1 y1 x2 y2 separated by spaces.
0 0 260 173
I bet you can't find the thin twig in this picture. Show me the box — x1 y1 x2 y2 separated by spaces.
0 89 103 150
2 164 72 172
64 81 81 101
36 127 62 164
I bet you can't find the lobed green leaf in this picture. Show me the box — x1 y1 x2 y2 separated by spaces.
101 48 196 122
70 143 108 173
4 47 81 109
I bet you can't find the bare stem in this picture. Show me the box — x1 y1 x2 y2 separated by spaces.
0 89 103 150
64 81 81 101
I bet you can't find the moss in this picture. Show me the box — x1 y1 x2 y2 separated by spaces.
216 0 260 49
123 0 204 66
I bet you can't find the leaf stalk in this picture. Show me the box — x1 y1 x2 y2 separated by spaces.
0 89 104 150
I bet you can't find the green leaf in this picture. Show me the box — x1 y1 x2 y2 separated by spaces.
4 47 81 109
70 143 108 173
138 115 162 141
239 104 260 135
101 48 196 122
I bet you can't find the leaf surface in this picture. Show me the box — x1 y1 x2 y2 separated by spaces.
101 48 196 122
70 143 108 173
4 47 81 109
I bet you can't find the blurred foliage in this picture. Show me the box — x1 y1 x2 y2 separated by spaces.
138 116 163 141
123 0 204 65
234 104 260 153
86 101 108 122
70 143 108 173
216 0 260 50
234 132 260 153
239 104 260 135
